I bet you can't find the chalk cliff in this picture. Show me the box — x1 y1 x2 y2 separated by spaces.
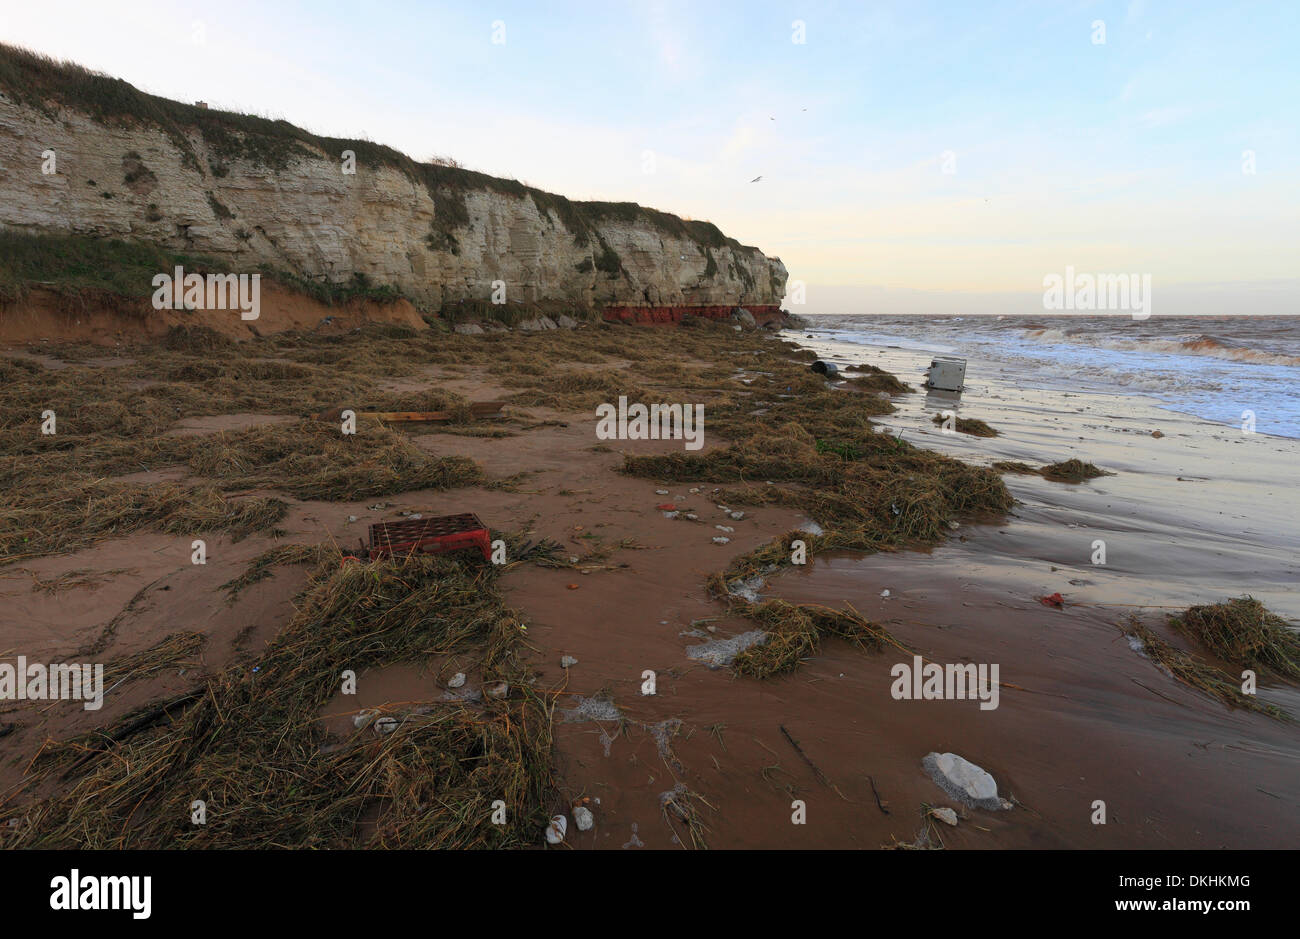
0 45 787 321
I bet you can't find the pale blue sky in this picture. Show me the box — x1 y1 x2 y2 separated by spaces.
6 0 1297 312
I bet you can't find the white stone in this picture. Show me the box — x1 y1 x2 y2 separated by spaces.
574 806 594 831
545 815 567 844
712 536 730 544
930 807 959 826
927 752 999 804
561 655 578 668
447 672 466 688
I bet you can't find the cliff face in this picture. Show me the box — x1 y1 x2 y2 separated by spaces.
0 48 786 318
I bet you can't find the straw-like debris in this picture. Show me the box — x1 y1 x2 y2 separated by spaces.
6 552 557 848
1168 596 1300 682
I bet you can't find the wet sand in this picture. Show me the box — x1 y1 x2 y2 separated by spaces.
1 331 1296 848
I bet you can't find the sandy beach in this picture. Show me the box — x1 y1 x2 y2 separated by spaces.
1 314 1295 850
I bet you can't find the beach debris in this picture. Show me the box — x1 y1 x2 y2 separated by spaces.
947 520 961 530
566 583 579 590
368 514 492 563
810 360 839 376
352 708 377 729
622 823 644 849
574 806 594 831
655 489 669 495
656 503 676 511
561 655 578 668
799 519 825 536
689 488 700 493
880 589 891 598
715 525 735 533
545 815 567 844
922 752 1006 811
780 724 831 787
374 716 398 735
1151 430 1165 438
929 806 959 826
560 695 622 723
663 511 679 519
686 630 768 668
488 682 509 698
923 355 966 392
312 401 506 423
447 672 466 688
729 511 745 520
1038 592 1065 609
712 536 730 545
727 575 766 604
346 515 358 523
684 513 698 520
367 502 392 511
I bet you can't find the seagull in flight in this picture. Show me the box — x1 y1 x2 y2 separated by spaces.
750 175 763 183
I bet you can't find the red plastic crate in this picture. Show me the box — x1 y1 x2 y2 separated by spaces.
367 513 492 562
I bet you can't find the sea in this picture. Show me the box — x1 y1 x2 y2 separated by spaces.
797 314 1300 439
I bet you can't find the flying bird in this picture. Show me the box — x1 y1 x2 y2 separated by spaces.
750 175 763 183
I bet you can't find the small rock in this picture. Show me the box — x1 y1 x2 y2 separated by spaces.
930 806 959 826
715 525 734 533
922 752 1004 810
712 536 731 545
574 806 594 831
561 655 578 668
546 815 567 844
447 672 466 688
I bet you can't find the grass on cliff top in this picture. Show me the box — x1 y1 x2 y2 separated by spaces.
0 42 760 256
7 551 558 848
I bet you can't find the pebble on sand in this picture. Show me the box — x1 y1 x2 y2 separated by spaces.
922 752 1006 811
546 815 567 844
574 806 594 831
930 806 959 826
